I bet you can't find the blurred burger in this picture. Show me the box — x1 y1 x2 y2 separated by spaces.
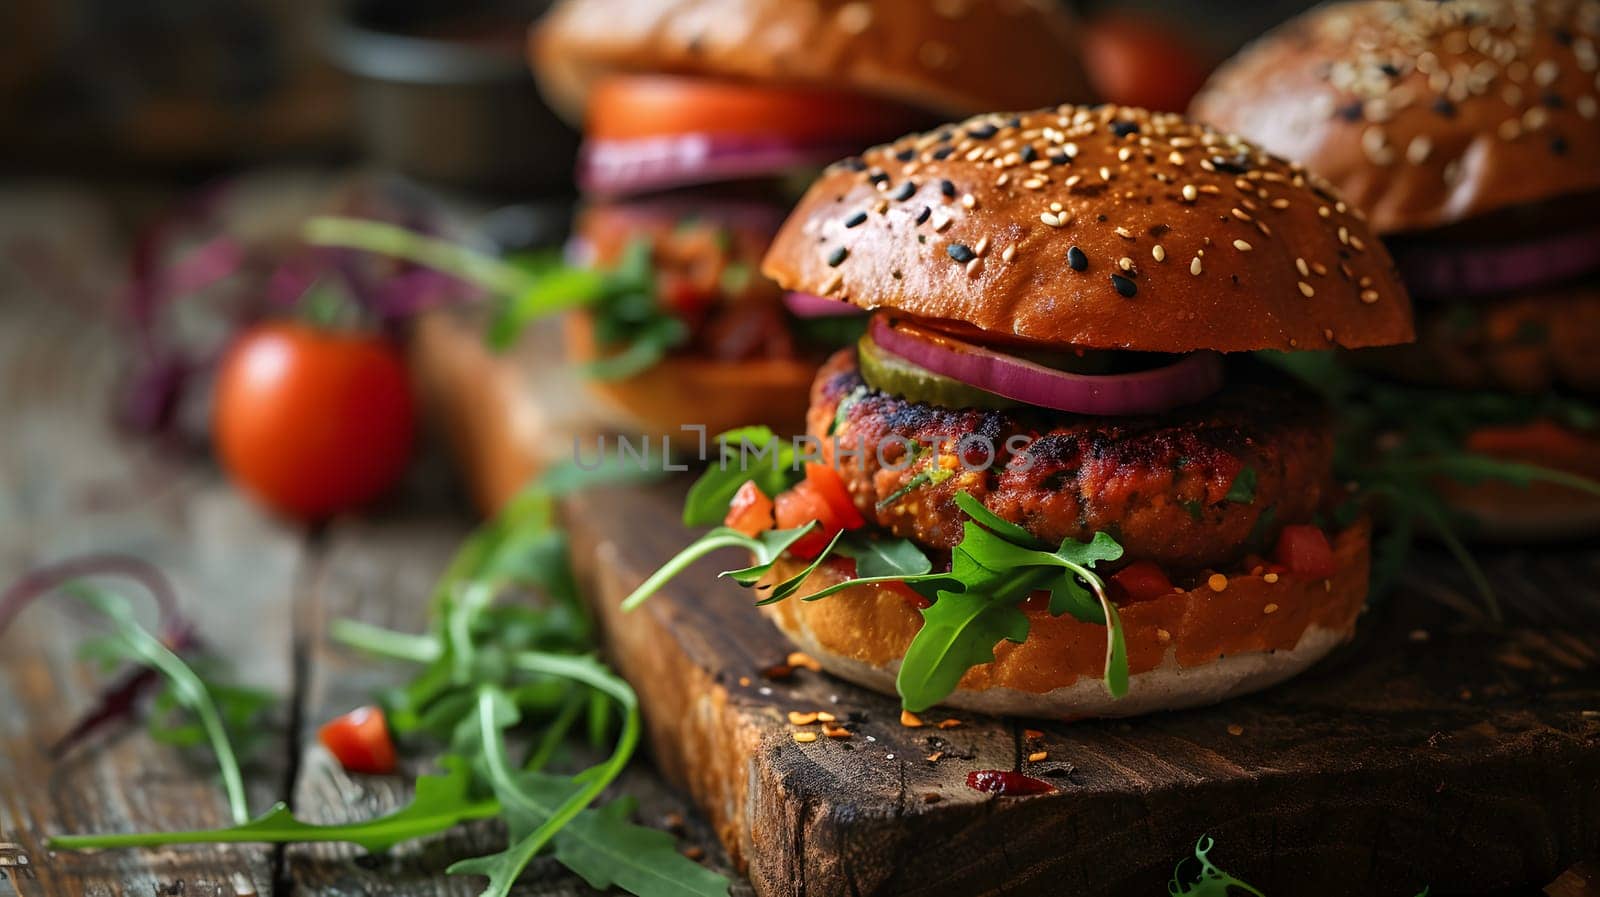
528 0 1093 439
629 104 1413 717
1192 0 1600 537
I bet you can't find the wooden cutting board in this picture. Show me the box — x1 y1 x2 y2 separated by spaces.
412 309 1600 896
562 478 1600 897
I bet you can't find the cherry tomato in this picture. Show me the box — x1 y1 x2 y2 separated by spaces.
213 322 414 520
803 463 866 530
724 480 776 537
1081 13 1213 113
318 705 397 775
1111 560 1175 603
1274 525 1337 579
587 74 925 144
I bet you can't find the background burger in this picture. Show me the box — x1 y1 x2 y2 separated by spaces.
527 0 1093 441
625 104 1414 717
1192 0 1600 539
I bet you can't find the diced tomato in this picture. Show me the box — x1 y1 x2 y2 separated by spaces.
804 463 866 530
1274 525 1337 579
774 482 837 559
658 271 715 315
1111 560 1175 603
724 480 775 537
318 706 397 775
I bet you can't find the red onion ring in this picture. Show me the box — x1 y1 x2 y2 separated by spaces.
867 316 1225 416
578 134 862 197
783 291 865 318
1393 227 1600 300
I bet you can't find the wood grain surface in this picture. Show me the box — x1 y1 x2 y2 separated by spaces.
563 474 1600 897
0 184 740 897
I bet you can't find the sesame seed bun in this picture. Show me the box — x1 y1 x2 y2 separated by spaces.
761 105 1414 353
758 518 1372 717
531 0 1092 123
1190 0 1600 236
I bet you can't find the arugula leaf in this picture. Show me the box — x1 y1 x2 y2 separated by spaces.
51 758 498 852
555 798 731 897
1225 466 1258 504
622 525 817 611
896 587 1034 714
835 535 933 580
1167 836 1267 897
70 587 252 825
682 427 802 527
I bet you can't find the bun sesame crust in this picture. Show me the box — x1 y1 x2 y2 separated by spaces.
758 518 1371 717
761 105 1414 353
1191 0 1600 236
531 0 1092 123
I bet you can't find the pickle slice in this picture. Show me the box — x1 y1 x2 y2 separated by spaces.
856 334 1019 410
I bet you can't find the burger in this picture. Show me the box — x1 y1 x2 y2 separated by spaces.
528 0 1092 440
1191 0 1600 538
624 104 1414 717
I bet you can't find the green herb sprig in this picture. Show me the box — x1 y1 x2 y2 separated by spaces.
304 216 686 380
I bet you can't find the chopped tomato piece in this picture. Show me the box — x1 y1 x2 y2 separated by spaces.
724 480 775 537
318 706 397 775
774 482 837 559
1274 525 1337 579
804 463 866 530
1111 560 1175 603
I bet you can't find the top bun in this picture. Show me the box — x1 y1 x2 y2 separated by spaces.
1191 0 1600 236
531 0 1092 122
761 105 1414 353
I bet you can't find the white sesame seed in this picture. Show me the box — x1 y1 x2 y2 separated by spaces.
1233 239 1252 252
1181 184 1198 202
1298 281 1315 298
965 257 983 277
1498 119 1522 141
1360 289 1379 304
961 193 977 209
835 2 873 35
1270 198 1290 209
1118 256 1133 271
1295 258 1309 277
931 211 952 232
1579 96 1598 120
1406 135 1432 165
1152 245 1166 262
1231 207 1252 222
1168 151 1185 166
1099 166 1112 181
1534 59 1560 87
1001 245 1016 263
1040 212 1061 227
1190 257 1203 276
1115 226 1134 239
973 236 989 257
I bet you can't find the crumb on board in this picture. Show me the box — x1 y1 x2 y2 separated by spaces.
937 718 962 729
1227 724 1244 736
901 710 925 728
1027 751 1049 763
787 651 822 671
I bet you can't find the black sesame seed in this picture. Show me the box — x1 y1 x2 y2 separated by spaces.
1020 145 1038 163
1004 116 1022 129
827 247 849 267
915 206 932 225
931 145 954 160
1049 152 1071 166
967 123 998 140
896 148 916 162
1551 135 1569 156
839 157 867 171
1554 26 1574 45
947 243 976 263
1379 62 1400 77
844 211 868 228
1336 101 1363 122
940 179 957 198
891 181 917 201
1110 273 1138 297
1543 92 1564 109
1210 154 1251 174
1432 97 1457 118
1067 246 1088 271
1110 121 1140 138
868 170 890 184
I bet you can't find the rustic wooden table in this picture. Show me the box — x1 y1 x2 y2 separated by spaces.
0 185 747 896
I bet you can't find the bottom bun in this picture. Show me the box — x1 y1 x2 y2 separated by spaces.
564 314 814 444
1449 419 1600 541
759 519 1370 718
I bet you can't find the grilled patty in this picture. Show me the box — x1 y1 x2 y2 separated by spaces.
809 349 1336 571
